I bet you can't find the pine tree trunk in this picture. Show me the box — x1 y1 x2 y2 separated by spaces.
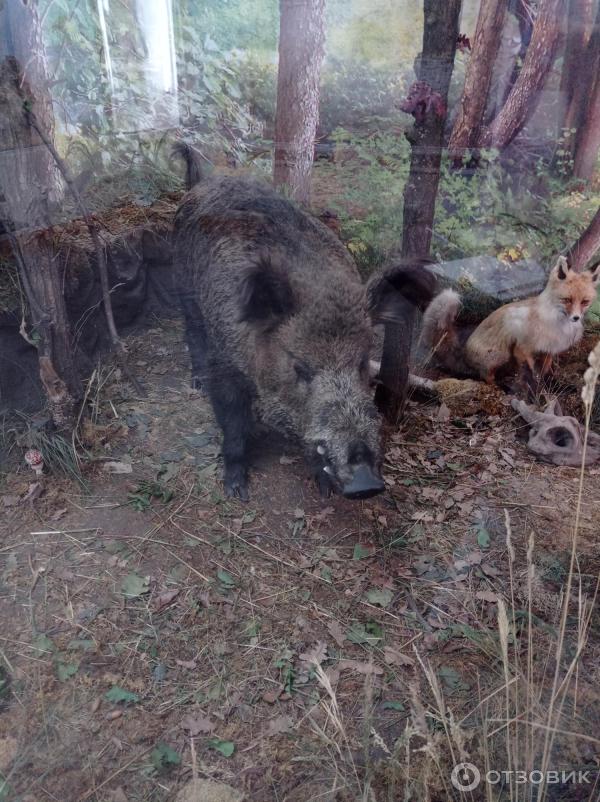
563 1 600 164
568 206 600 271
448 0 508 160
273 0 325 204
573 73 600 180
376 0 461 422
0 2 78 428
560 0 594 112
478 0 566 150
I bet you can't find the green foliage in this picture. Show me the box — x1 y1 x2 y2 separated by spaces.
321 132 600 274
207 738 235 757
44 0 260 208
105 685 140 705
127 480 174 512
319 60 406 136
320 128 409 274
151 742 181 771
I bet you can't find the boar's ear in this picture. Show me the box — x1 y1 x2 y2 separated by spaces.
367 260 437 324
238 253 295 329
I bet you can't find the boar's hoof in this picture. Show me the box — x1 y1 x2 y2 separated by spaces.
224 465 249 502
342 465 385 500
191 375 203 391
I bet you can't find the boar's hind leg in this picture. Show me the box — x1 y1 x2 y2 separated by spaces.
207 368 253 501
181 298 208 390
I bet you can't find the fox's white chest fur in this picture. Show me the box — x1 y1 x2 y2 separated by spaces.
507 296 583 355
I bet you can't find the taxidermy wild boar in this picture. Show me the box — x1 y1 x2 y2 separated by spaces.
173 143 434 501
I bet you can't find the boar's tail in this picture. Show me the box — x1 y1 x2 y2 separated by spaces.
421 289 473 376
172 142 205 189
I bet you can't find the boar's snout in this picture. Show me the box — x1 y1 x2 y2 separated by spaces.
342 464 385 499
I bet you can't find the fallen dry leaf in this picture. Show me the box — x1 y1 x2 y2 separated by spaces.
181 712 215 735
0 735 18 773
175 658 197 670
327 620 346 648
153 589 180 612
383 647 415 668
299 641 327 666
262 688 282 704
266 714 293 736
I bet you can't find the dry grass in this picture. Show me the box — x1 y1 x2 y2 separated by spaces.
1 325 599 802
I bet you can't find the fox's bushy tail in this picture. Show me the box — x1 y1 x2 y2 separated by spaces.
172 142 205 190
421 289 473 376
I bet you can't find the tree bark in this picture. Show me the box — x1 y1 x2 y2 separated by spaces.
478 0 567 150
560 0 594 112
449 0 508 160
273 0 325 204
563 0 600 166
568 206 600 271
0 0 62 221
0 2 77 428
376 0 461 423
573 73 600 180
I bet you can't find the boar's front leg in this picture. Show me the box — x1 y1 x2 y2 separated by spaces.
181 297 209 390
207 366 254 501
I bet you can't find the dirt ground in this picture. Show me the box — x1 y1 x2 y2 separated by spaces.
1 319 599 802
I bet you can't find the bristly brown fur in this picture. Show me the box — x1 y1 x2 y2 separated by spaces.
172 142 435 499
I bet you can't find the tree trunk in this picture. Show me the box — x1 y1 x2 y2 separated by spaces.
568 206 600 271
563 0 600 165
0 0 62 221
449 0 508 160
0 2 78 428
273 0 325 204
500 0 536 110
479 0 566 150
376 0 461 423
560 0 594 112
573 73 600 180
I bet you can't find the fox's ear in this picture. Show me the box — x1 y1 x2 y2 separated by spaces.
555 255 571 280
589 260 600 285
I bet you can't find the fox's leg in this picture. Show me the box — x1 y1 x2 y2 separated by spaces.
513 344 535 373
540 353 554 377
484 368 497 385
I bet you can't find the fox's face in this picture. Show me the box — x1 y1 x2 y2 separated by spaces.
547 257 600 323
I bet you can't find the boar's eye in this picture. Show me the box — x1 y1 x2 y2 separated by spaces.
294 360 314 383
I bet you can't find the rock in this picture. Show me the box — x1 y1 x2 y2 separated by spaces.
431 256 547 317
175 779 244 802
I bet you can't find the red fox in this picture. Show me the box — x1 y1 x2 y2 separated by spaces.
422 256 600 384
